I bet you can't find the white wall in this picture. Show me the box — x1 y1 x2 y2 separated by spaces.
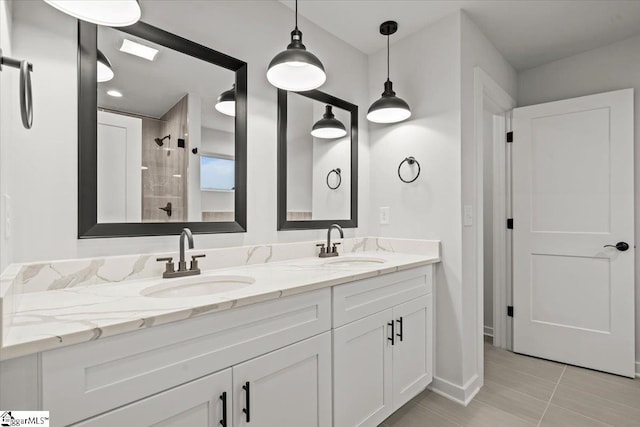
460 11 517 390
4 0 370 266
518 31 640 370
0 0 14 270
368 12 464 387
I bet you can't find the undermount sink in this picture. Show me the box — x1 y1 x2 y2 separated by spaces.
323 257 387 267
142 275 255 298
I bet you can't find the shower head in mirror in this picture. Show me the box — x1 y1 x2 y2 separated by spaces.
154 135 170 147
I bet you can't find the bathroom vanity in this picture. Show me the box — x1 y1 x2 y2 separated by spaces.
0 239 438 427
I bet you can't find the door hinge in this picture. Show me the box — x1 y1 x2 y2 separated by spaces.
506 131 513 143
507 218 513 229
507 306 514 317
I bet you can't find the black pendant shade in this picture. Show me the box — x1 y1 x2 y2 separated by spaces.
367 21 411 124
311 105 347 139
97 49 114 83
266 0 326 91
215 84 236 116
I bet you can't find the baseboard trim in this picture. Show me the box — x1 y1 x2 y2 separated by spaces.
483 326 494 337
635 361 639 378
428 374 482 406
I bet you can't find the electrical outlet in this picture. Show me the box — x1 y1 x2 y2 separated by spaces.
379 207 390 225
463 205 473 227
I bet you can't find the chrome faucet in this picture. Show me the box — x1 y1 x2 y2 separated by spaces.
317 223 344 258
157 227 206 278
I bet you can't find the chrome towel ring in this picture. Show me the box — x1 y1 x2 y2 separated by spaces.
326 168 342 190
398 156 420 183
0 48 34 129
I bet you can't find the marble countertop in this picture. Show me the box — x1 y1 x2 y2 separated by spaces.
1 251 439 360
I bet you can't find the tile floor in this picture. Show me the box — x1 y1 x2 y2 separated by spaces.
382 338 640 426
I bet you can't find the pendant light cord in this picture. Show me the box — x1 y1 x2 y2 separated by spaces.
295 0 298 30
386 33 390 81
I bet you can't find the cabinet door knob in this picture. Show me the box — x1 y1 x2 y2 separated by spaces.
388 320 395 345
396 317 404 342
242 381 251 422
219 391 227 426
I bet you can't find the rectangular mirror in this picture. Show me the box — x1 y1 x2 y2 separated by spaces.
78 21 247 237
277 89 358 230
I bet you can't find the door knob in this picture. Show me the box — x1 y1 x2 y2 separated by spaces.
603 242 630 252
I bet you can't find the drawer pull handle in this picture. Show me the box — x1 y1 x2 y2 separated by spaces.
397 316 404 342
219 391 227 426
242 381 251 422
388 320 395 345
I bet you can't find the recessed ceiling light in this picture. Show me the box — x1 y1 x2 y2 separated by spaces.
141 166 148 170
172 174 182 178
107 90 123 97
120 39 159 61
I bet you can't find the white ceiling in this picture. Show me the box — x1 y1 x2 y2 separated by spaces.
281 0 640 71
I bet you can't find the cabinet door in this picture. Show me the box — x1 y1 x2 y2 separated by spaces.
392 294 432 410
74 368 232 427
333 309 393 427
232 332 331 427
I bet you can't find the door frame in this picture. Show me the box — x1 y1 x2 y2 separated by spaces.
473 68 515 380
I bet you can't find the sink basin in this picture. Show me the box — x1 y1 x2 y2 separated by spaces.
142 275 255 298
323 257 387 267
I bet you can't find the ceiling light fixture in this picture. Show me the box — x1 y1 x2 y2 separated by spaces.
120 39 159 61
106 89 123 97
43 0 141 27
215 84 236 117
266 0 326 91
367 21 411 124
311 105 347 139
97 49 114 82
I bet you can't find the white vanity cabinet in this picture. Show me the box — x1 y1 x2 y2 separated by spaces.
333 266 433 427
75 332 332 427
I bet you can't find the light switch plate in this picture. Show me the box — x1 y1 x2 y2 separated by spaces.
379 207 390 225
463 205 473 227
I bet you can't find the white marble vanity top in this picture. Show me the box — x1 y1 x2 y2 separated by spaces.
0 238 439 360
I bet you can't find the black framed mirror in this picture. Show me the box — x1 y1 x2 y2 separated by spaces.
78 21 247 238
277 89 358 230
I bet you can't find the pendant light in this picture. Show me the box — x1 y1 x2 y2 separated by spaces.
97 49 114 82
267 0 326 91
215 84 236 117
311 105 347 139
367 21 411 124
43 0 141 27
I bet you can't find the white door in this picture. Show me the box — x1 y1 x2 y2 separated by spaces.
97 110 142 223
333 309 393 427
512 89 634 377
232 332 331 427
392 295 432 410
74 368 232 427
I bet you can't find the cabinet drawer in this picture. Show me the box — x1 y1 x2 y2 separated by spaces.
333 266 432 327
42 288 330 426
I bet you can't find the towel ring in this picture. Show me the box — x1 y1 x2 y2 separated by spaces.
398 156 420 183
326 168 342 190
0 48 34 129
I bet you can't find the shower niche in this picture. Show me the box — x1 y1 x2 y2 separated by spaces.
78 21 247 237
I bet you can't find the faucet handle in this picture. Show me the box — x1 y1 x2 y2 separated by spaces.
190 254 206 271
316 243 327 255
332 242 342 253
156 257 175 274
